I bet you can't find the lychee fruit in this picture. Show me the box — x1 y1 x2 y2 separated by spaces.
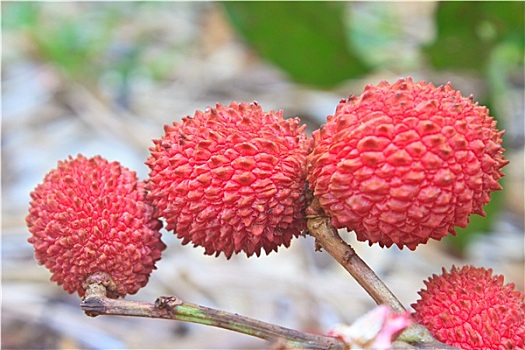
307 77 507 249
27 155 165 298
412 266 525 350
146 102 311 258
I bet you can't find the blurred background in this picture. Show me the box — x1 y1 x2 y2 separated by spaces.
2 2 523 349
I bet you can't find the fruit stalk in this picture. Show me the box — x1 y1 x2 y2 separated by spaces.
306 196 405 312
81 274 346 350
306 198 460 349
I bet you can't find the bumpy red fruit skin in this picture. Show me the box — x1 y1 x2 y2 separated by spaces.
27 155 165 298
412 266 525 350
307 77 508 249
146 102 311 258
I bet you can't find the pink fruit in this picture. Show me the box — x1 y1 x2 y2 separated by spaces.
308 77 508 249
27 155 165 298
146 102 311 258
412 266 525 350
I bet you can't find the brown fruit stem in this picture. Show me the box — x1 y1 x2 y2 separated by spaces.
306 196 405 312
81 270 457 349
305 196 460 350
81 274 345 350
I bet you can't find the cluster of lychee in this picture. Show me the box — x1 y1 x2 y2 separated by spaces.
27 78 522 349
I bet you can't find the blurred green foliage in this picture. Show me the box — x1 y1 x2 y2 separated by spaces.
4 3 112 81
222 2 371 87
223 2 524 90
2 2 184 86
424 2 524 74
345 3 420 71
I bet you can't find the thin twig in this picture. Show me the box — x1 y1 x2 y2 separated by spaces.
81 272 345 350
306 196 405 312
305 196 460 350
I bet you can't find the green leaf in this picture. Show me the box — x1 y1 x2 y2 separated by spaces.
424 2 524 73
222 2 370 88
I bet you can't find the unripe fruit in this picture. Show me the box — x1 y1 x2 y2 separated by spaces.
146 102 311 258
27 155 165 298
412 266 525 350
308 77 507 249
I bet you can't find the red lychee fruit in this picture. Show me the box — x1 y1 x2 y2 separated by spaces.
412 266 525 350
27 155 165 298
146 102 311 258
307 77 508 249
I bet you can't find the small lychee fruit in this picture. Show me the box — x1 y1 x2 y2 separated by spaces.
27 155 165 298
307 77 508 249
412 265 525 350
146 101 311 258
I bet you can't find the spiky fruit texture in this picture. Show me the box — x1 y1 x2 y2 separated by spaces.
308 77 507 249
146 102 311 258
412 266 525 350
27 155 165 298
